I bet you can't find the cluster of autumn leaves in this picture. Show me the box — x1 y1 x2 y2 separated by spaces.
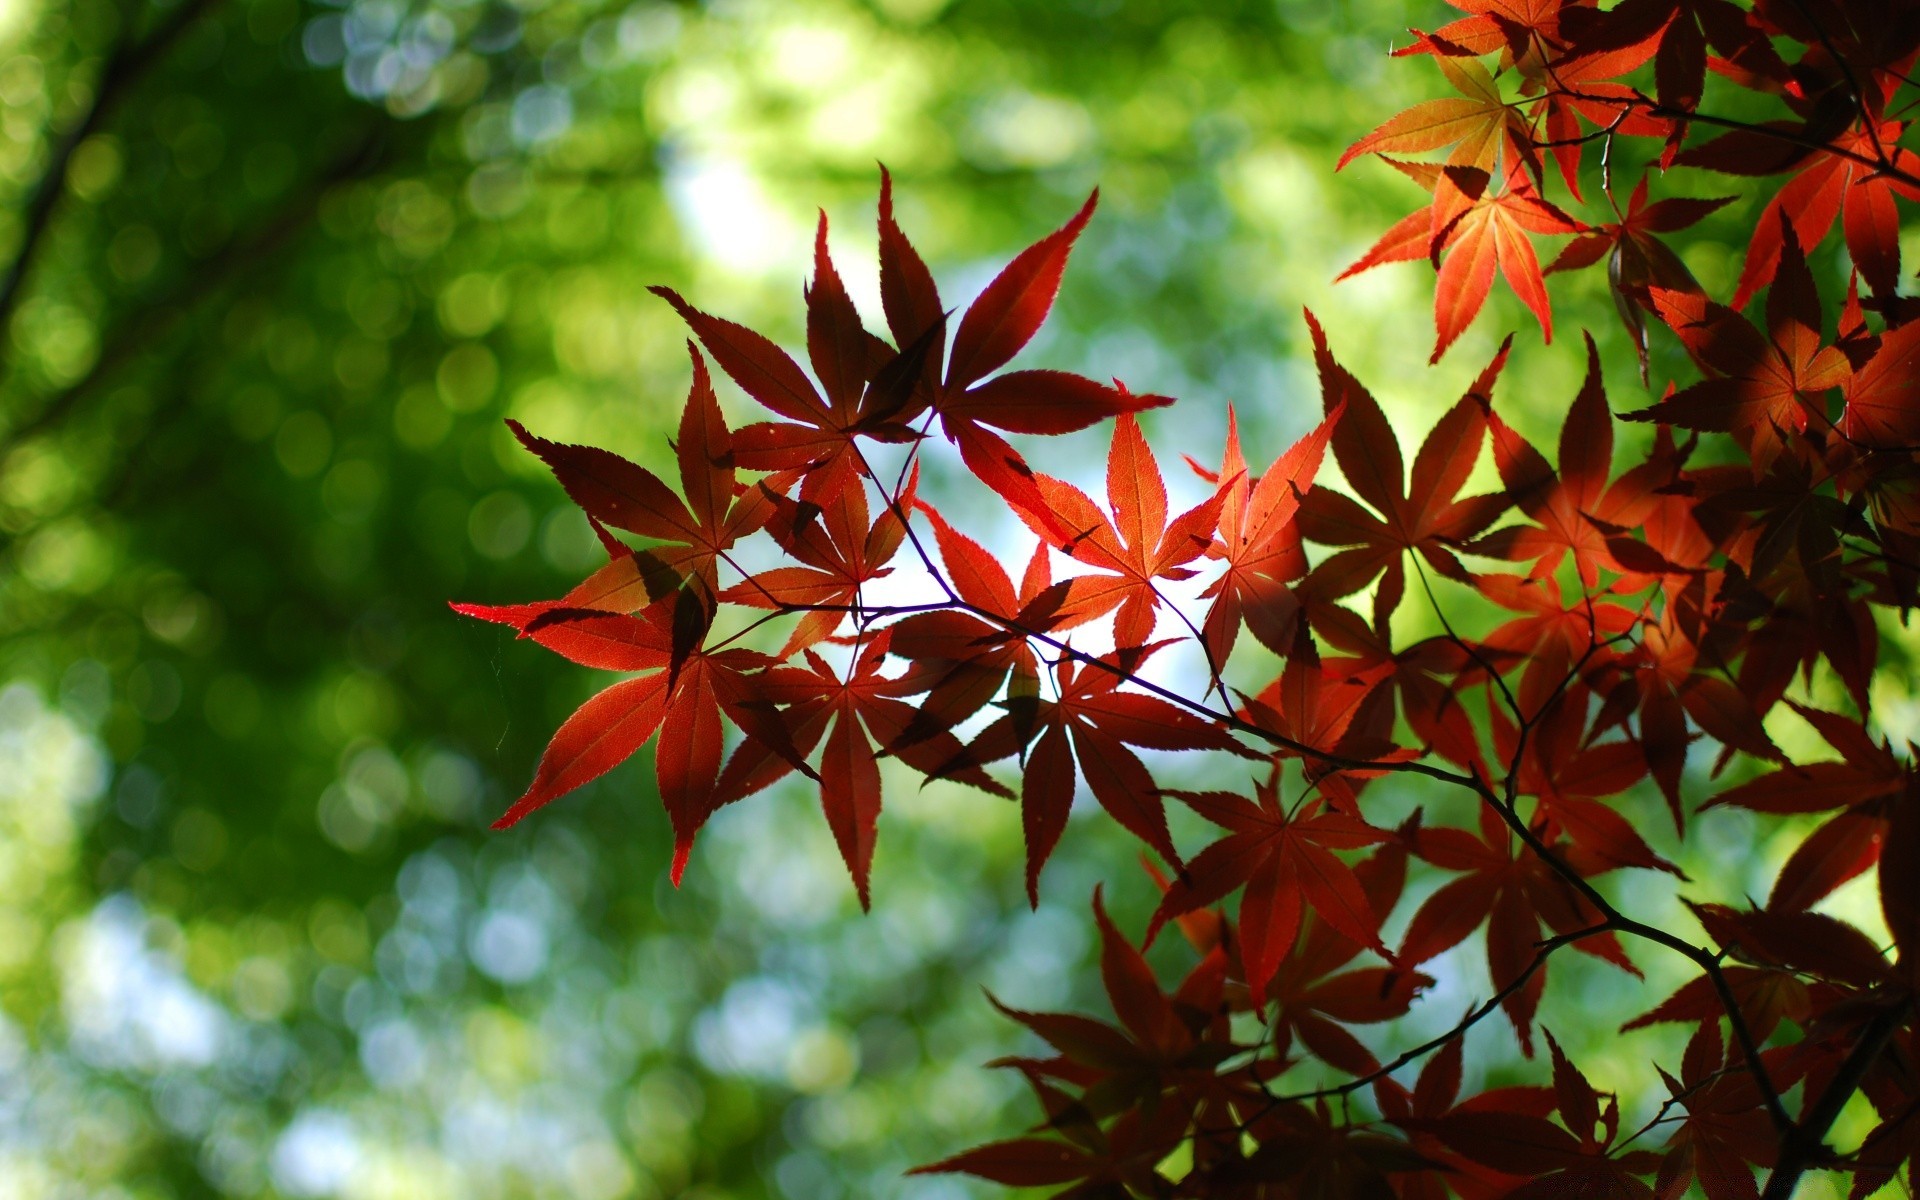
457 0 1920 1194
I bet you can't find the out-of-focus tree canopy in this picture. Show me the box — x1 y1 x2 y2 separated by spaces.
0 0 1848 1196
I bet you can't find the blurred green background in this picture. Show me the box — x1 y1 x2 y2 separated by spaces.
1 0 1907 1196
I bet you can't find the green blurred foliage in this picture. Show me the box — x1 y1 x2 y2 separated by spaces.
0 0 1884 1196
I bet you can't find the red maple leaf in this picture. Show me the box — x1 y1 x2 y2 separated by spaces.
1653 1022 1805 1200
1429 170 1583 360
917 890 1237 1193
1706 703 1907 912
1311 599 1491 776
961 648 1252 902
1478 576 1639 728
1680 117 1920 306
1339 157 1581 360
869 172 1172 540
1527 49 1668 199
706 629 1007 907
1298 311 1512 629
1009 414 1228 649
719 468 912 655
1148 767 1393 1005
1237 622 1405 805
1191 402 1339 679
1399 805 1638 1052
1338 56 1532 178
1476 334 1684 587
1265 837 1433 1076
885 502 1050 746
1380 1036 1561 1200
1489 684 1680 875
461 603 799 883
1841 319 1920 448
1560 0 1787 115
1421 1031 1663 1196
505 344 775 606
648 212 929 501
1627 220 1852 472
1396 0 1588 64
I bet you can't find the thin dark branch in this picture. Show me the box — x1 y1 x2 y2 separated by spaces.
3 124 389 447
1570 87 1920 190
1760 1001 1909 1200
1473 778 1798 1137
1410 552 1523 723
0 0 225 343
730 579 1484 786
1267 923 1608 1106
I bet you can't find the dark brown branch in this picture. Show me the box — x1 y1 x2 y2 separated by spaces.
3 124 390 448
1760 1000 1909 1200
720 577 1486 789
0 0 225 344
1267 923 1609 1106
1472 774 1798 1139
1549 84 1920 191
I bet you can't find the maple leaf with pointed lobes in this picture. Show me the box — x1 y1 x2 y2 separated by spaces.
1378 1036 1559 1200
1338 55 1532 178
959 649 1253 904
1627 220 1852 473
1339 153 1582 360
1615 425 1713 594
1547 182 1732 379
1400 805 1639 1053
1297 312 1512 630
1412 1031 1663 1200
1067 891 1239 1110
867 170 1172 542
1679 116 1920 307
648 214 929 502
884 503 1060 753
1004 414 1228 650
718 467 911 655
1191 403 1339 679
1525 45 1669 200
701 630 1006 908
1621 961 1811 1046
1430 169 1583 361
1705 702 1907 913
1592 590 1788 831
1393 0 1581 63
1559 0 1788 116
1311 599 1492 776
1476 334 1700 588
1490 686 1682 876
461 602 804 884
505 344 775 607
912 1070 1189 1200
930 891 1239 1162
1652 1022 1807 1200
1841 319 1920 448
1147 768 1393 1007
1238 621 1405 808
1478 575 1638 714
1265 838 1434 1076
